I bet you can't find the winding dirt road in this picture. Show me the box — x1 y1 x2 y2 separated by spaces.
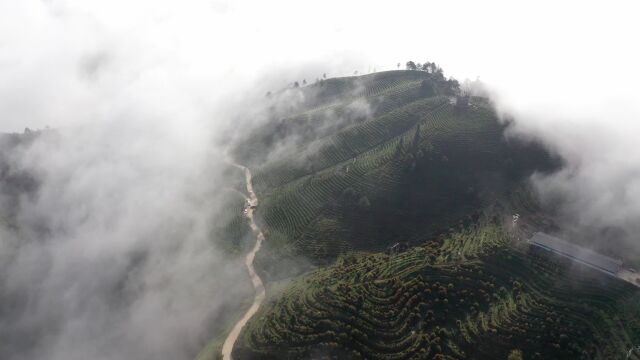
221 163 266 360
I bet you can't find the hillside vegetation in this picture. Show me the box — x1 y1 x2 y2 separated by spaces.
228 69 640 359
232 70 556 281
235 220 640 359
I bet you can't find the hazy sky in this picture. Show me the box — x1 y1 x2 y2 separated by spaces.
1 0 638 132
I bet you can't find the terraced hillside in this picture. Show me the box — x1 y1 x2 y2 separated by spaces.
224 69 640 359
231 70 557 280
235 220 640 359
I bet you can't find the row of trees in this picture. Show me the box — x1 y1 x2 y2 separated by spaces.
399 61 444 75
288 61 443 90
402 60 462 97
292 73 327 88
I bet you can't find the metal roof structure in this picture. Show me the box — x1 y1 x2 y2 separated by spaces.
530 232 623 275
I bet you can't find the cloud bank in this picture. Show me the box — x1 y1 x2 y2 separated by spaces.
1 0 640 359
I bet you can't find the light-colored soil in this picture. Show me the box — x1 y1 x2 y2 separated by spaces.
221 163 266 360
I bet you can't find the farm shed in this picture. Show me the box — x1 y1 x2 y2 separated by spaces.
530 232 623 275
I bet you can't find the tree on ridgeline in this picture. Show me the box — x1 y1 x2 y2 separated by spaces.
446 77 460 95
455 92 470 110
400 60 461 95
293 81 300 88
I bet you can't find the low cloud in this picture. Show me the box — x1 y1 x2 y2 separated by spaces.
493 85 640 257
0 120 258 360
1 1 640 359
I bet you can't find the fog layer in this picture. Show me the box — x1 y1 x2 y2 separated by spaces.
1 124 256 360
1 1 640 359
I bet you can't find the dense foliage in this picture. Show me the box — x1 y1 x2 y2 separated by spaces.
236 221 640 359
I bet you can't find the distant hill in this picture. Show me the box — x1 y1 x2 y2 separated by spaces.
232 70 558 281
